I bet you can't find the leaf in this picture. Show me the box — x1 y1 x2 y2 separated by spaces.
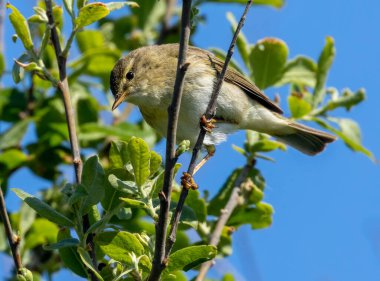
149 150 162 175
78 247 104 281
165 245 217 273
0 119 29 150
75 3 110 28
109 140 129 168
63 0 74 17
186 190 207 222
0 53 5 77
58 228 88 278
128 137 150 187
81 156 106 213
226 12 250 68
12 53 30 84
0 149 28 171
315 117 375 160
313 36 336 107
314 88 366 115
44 238 80 250
24 218 59 249
276 56 317 87
6 3 33 50
12 188 74 227
119 197 147 209
229 202 274 229
95 231 144 264
76 30 105 53
250 38 288 89
288 94 312 118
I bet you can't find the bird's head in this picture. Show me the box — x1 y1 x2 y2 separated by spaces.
110 45 178 110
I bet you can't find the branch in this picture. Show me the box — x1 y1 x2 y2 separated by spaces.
0 186 23 272
147 1 193 280
165 0 253 257
44 1 97 280
196 161 255 281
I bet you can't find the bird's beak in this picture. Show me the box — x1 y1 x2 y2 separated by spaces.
112 92 127 111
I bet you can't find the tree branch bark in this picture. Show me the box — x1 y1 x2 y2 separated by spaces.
147 1 193 280
44 1 97 280
0 187 23 273
165 0 253 258
196 161 255 281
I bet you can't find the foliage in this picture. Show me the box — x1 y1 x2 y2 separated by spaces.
0 0 372 280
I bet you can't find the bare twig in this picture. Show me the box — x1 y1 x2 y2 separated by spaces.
44 1 97 280
147 1 193 280
0 187 23 273
196 161 255 281
165 0 253 257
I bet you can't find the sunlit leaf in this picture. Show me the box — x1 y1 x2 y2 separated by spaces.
288 94 312 118
128 137 150 187
0 119 29 150
6 3 33 50
276 56 317 87
75 3 110 28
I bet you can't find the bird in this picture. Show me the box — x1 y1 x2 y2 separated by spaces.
110 43 336 160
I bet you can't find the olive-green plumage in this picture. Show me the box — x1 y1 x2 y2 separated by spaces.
110 44 336 155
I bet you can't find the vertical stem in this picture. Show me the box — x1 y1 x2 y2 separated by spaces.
148 1 193 280
165 0 253 258
44 1 97 280
0 187 22 272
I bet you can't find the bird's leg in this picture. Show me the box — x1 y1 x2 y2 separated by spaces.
193 145 216 175
200 115 216 132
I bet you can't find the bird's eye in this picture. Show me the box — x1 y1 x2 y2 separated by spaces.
126 71 134 80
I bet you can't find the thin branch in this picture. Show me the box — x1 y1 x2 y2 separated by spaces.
148 1 193 280
196 161 255 281
0 186 23 273
44 1 97 280
165 0 253 257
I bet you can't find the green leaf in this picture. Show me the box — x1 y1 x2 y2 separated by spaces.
76 30 105 53
75 3 110 28
0 149 28 171
313 36 336 107
58 228 88 278
0 119 29 150
78 247 104 281
226 12 250 67
165 245 217 273
81 156 106 213
95 231 144 264
276 56 317 87
314 88 366 115
6 3 33 50
119 197 147 209
0 88 27 121
128 137 150 187
19 203 36 237
109 140 130 168
186 190 207 222
12 188 74 227
229 202 274 229
288 94 313 118
250 38 288 89
63 0 74 17
315 117 375 160
24 218 59 249
150 150 162 175
0 53 5 77
44 238 79 250
12 53 30 84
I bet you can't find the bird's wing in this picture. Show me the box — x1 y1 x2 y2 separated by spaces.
208 53 283 114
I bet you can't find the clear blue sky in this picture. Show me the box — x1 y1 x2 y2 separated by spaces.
2 1 380 281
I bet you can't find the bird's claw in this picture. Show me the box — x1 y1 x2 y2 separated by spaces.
181 172 198 190
200 115 216 133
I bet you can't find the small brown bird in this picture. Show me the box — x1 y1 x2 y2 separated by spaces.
110 44 335 156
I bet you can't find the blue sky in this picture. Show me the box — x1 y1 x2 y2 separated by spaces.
2 1 380 281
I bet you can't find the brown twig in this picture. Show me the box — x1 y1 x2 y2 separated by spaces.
147 1 193 280
0 186 23 273
196 161 255 281
165 0 253 258
44 1 97 280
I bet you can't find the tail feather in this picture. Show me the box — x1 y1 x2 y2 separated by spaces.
275 122 336 156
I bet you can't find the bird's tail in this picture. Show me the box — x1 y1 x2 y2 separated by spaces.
274 121 336 156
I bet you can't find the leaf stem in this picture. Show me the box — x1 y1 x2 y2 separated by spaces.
147 1 193 280
165 0 253 259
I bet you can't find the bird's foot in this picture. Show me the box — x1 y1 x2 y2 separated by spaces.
181 172 198 190
200 115 216 133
